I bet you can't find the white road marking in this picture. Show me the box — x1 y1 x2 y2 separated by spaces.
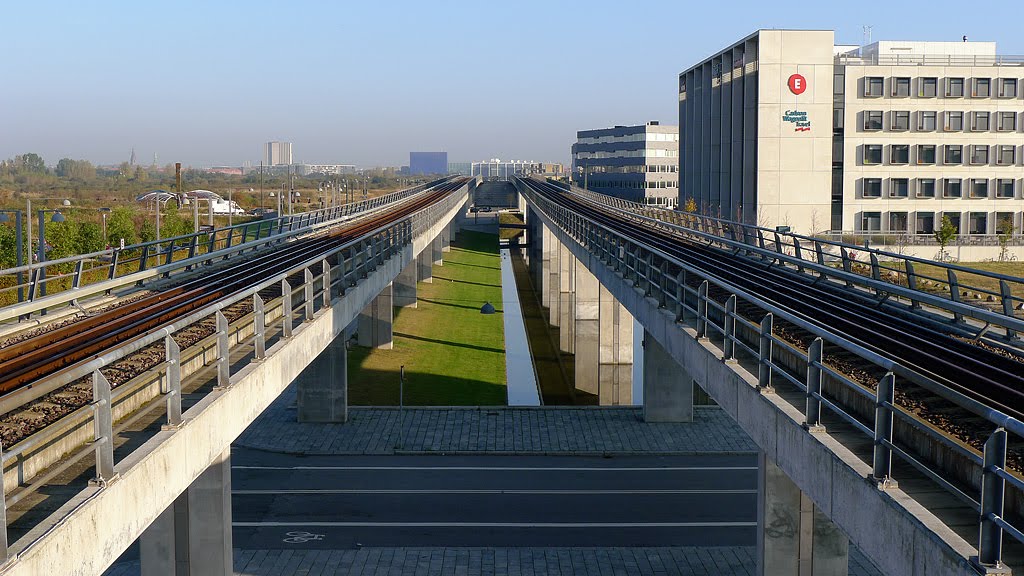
232 465 757 472
233 489 757 495
235 521 756 528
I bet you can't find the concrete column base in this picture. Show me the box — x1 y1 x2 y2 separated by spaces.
757 452 849 576
296 335 348 423
357 283 393 349
417 250 433 284
394 259 417 308
642 330 693 422
432 236 443 266
140 448 232 576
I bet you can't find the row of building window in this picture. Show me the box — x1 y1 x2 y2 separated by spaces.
575 149 679 160
577 133 679 144
859 210 1020 235
861 143 1020 166
860 110 1020 132
861 76 1019 99
591 180 679 189
859 177 1020 199
581 164 679 174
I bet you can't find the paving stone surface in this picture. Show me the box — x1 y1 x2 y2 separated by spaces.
106 546 883 575
235 385 757 455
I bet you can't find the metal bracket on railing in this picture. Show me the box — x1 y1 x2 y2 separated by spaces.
90 370 116 485
281 279 293 338
871 372 897 488
758 313 774 392
696 281 709 339
948 269 964 324
322 259 332 307
905 260 921 309
723 295 737 362
999 281 1017 340
164 335 182 427
804 338 825 432
304 268 314 321
975 428 1008 571
674 270 686 322
215 311 230 389
254 293 266 360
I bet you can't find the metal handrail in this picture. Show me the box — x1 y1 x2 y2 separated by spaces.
519 177 1023 568
836 54 1024 67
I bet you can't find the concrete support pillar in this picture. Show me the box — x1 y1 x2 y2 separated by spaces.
599 284 634 405
450 215 461 238
441 225 451 253
417 249 433 284
642 330 693 422
757 453 849 576
141 448 233 576
574 261 600 395
393 259 417 308
540 224 553 308
358 282 393 349
296 335 348 422
547 229 561 326
432 234 443 266
558 242 575 353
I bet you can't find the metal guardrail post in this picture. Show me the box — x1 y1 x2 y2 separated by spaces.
870 254 882 295
696 281 709 339
805 338 824 431
758 313 774 391
322 259 332 307
108 250 120 283
840 247 853 287
675 270 686 321
905 260 921 309
186 236 198 270
976 428 1008 569
281 279 293 338
216 311 230 389
72 260 85 293
91 370 115 483
999 280 1016 340
304 268 314 321
138 245 150 273
792 237 805 273
165 335 182 427
723 295 737 361
948 269 964 324
872 372 896 486
254 293 266 360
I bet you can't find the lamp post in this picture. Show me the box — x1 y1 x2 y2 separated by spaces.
0 210 25 302
98 207 111 248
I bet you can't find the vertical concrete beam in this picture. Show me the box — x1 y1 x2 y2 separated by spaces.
540 224 553 308
432 234 444 266
599 284 634 405
547 229 561 326
441 225 451 253
140 498 181 576
574 261 600 395
757 453 849 576
559 242 576 352
417 249 433 284
296 335 348 422
357 282 393 349
393 259 417 308
189 448 232 576
642 330 693 422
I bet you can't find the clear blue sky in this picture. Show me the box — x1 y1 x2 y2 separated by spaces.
3 0 1022 169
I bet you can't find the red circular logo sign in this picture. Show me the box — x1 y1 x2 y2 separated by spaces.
788 74 807 95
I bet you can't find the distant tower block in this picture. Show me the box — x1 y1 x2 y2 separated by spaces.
129 148 136 166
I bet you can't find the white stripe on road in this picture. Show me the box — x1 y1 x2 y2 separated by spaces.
232 465 756 472
232 489 757 495
233 521 756 528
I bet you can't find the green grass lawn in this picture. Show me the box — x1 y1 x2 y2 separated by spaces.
348 230 507 405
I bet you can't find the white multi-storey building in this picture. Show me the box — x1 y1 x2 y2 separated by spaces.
678 30 1024 254
571 122 679 207
263 141 293 166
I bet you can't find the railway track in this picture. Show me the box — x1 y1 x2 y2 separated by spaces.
0 178 465 400
521 178 1024 423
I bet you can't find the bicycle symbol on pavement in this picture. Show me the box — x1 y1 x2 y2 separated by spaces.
282 531 325 544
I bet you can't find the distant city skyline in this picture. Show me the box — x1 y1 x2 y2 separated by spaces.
3 0 1023 168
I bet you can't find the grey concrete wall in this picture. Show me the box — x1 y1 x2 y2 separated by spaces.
574 261 600 395
4 191 470 576
358 283 393 349
525 206 984 576
393 260 418 308
296 336 348 423
641 329 693 423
